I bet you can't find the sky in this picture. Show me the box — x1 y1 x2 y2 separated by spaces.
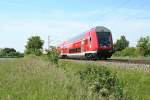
0 0 150 52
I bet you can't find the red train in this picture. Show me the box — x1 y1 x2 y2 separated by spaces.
58 26 113 60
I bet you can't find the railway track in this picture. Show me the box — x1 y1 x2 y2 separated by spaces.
61 59 150 65
105 59 150 65
61 58 150 73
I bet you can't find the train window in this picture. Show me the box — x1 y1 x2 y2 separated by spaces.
90 37 92 48
68 33 85 43
96 32 111 46
77 48 81 52
69 48 81 53
90 37 92 42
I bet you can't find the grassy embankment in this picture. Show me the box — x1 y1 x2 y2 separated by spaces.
0 57 150 100
0 57 97 100
112 47 150 60
60 61 150 100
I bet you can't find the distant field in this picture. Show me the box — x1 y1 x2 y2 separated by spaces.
0 57 150 100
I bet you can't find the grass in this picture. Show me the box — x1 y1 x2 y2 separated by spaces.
0 57 150 100
115 69 150 100
59 61 150 100
0 57 92 100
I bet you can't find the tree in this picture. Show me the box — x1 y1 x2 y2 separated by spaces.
25 36 44 56
2 48 16 55
0 48 23 58
114 35 129 51
137 36 150 56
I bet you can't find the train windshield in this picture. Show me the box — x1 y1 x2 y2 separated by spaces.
96 32 111 46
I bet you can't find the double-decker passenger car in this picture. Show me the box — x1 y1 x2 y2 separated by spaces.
58 26 113 60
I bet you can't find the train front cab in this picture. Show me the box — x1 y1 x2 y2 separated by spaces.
95 26 113 59
85 26 113 60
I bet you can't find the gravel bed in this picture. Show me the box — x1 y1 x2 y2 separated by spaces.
63 59 150 73
96 61 150 73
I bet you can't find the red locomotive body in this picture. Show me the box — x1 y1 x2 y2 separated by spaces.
58 26 113 59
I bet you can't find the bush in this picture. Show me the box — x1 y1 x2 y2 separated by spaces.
79 65 124 99
113 47 138 57
0 48 23 58
137 36 150 56
25 49 42 56
114 35 129 51
112 51 122 57
47 49 59 65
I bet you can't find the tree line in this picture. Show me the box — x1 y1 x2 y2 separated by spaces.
1 35 149 58
24 35 150 58
113 35 150 57
24 35 150 57
0 48 23 58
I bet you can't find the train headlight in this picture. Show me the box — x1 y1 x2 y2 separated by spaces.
99 44 112 48
108 44 111 47
100 44 103 47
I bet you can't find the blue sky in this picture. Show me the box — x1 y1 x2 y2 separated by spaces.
0 0 150 52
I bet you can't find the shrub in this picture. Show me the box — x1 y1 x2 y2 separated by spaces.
47 49 59 65
113 47 138 57
112 51 122 57
24 48 42 56
137 36 150 56
114 35 129 51
79 65 124 99
0 48 23 58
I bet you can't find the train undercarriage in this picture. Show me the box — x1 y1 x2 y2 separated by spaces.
61 50 113 60
85 50 113 60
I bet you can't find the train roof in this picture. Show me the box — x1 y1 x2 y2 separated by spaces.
67 26 111 43
95 26 111 32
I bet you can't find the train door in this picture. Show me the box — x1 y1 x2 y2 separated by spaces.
89 32 92 50
81 39 84 53
84 32 92 52
83 32 89 52
86 32 92 51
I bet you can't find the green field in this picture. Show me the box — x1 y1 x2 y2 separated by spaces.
0 57 150 100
